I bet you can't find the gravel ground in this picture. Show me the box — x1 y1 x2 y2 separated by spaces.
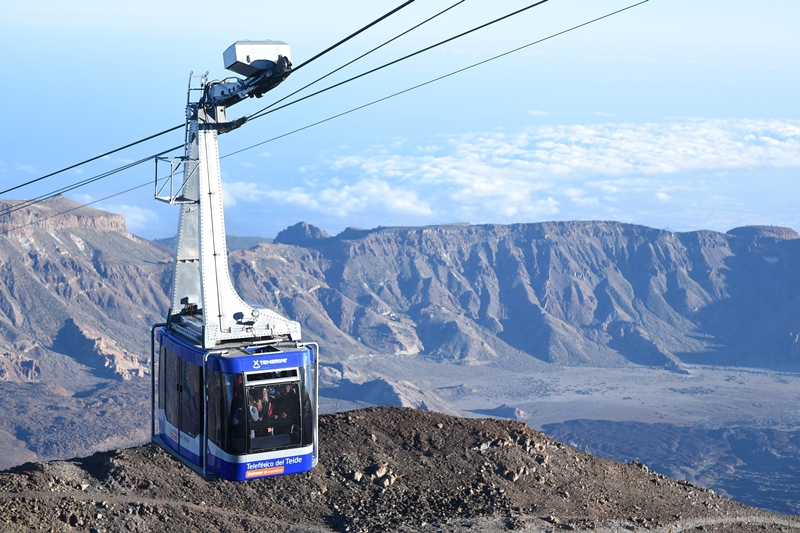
0 407 795 532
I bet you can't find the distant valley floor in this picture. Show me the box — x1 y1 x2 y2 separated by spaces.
318 355 800 515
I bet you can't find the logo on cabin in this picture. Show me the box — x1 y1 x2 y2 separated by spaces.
252 357 288 369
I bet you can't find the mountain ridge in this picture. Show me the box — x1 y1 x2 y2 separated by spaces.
265 219 800 370
3 197 800 383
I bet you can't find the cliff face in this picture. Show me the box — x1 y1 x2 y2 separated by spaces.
0 196 127 234
0 196 171 386
245 221 800 369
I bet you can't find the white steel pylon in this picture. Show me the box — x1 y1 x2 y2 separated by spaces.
161 46 300 349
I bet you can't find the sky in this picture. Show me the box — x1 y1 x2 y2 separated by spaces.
1 0 799 239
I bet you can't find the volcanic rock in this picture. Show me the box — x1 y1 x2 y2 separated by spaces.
0 407 788 532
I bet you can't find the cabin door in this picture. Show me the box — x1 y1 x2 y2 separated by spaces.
162 349 203 460
179 360 202 460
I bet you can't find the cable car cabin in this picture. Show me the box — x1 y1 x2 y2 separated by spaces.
154 327 318 481
152 42 314 481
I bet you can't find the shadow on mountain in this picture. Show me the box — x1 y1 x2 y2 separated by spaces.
676 227 800 370
266 221 800 371
542 418 800 515
50 319 149 381
469 403 528 420
607 321 689 373
320 379 404 407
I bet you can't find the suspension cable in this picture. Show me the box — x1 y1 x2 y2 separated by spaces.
229 1 649 158
0 145 182 219
247 0 551 122
0 125 184 198
1 1 649 228
292 0 416 72
0 2 417 198
255 0 466 116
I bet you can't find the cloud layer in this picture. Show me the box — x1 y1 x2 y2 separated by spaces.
225 118 800 231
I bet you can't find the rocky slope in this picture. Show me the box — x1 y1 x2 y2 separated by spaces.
0 407 789 533
543 419 800 515
0 198 169 468
0 197 170 386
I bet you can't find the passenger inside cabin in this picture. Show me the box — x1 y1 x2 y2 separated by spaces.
249 391 263 422
248 391 264 438
258 387 272 418
249 387 279 437
273 384 299 436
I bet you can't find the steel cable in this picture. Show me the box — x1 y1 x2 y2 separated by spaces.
1 1 649 229
247 0 552 122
